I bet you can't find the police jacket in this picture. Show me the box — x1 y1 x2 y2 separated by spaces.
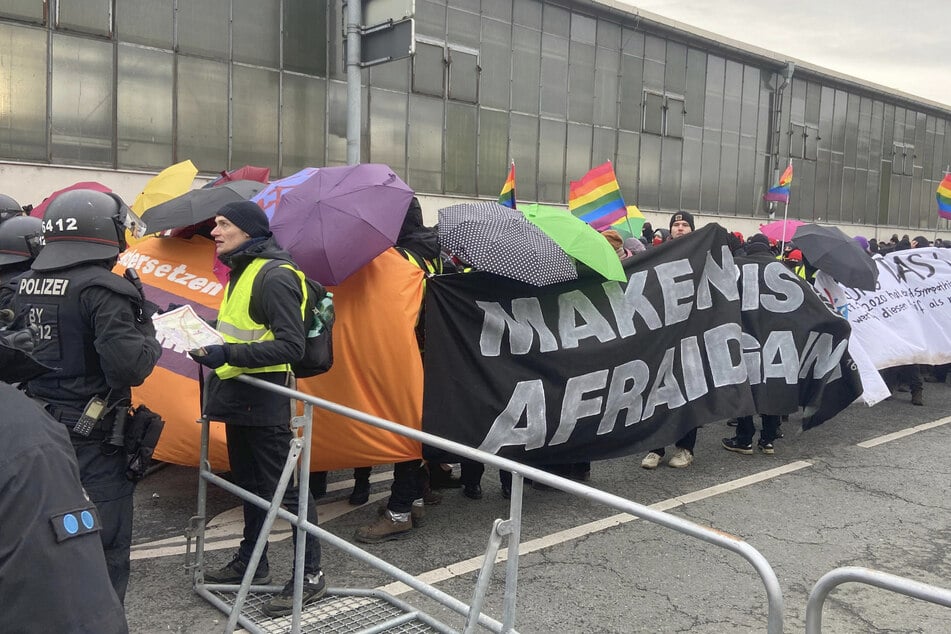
0 383 128 634
12 262 161 418
0 263 31 310
202 237 306 427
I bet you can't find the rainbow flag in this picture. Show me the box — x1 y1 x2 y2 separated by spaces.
569 162 627 230
498 162 516 209
764 162 793 203
608 205 646 240
937 173 951 220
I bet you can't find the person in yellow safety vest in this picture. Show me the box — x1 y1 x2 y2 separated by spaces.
188 201 327 618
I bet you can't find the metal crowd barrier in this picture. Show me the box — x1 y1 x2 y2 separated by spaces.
186 374 786 633
805 566 951 633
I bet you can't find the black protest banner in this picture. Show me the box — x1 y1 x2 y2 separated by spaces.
733 253 864 429
422 224 860 463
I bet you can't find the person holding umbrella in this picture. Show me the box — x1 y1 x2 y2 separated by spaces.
191 201 327 617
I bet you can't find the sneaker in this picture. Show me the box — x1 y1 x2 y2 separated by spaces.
758 439 775 455
668 447 694 468
203 554 270 585
262 571 327 617
462 484 483 499
911 390 924 406
641 452 663 470
726 419 738 427
722 437 753 455
356 511 414 543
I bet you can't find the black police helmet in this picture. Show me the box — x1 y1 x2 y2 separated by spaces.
0 216 44 267
32 189 129 271
0 193 23 223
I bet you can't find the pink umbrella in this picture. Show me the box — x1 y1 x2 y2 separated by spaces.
30 181 112 218
211 165 271 186
759 219 805 243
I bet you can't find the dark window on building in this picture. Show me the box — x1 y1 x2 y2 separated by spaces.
643 90 683 139
413 41 445 97
448 47 479 103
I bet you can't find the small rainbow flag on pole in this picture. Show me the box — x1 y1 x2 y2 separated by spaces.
569 161 627 230
608 205 646 240
764 162 793 203
498 161 516 209
936 173 951 220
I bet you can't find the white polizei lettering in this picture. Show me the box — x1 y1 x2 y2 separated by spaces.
18 277 70 296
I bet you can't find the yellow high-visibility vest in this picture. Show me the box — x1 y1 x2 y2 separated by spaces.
214 258 306 380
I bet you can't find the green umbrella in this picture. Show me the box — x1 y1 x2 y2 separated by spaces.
519 203 626 282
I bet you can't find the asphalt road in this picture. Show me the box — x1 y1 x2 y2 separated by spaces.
126 378 951 633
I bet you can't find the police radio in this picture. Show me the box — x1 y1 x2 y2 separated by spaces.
73 396 107 437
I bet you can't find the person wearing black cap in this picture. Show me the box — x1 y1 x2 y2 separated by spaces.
641 211 700 469
192 200 326 617
0 323 128 633
9 188 162 603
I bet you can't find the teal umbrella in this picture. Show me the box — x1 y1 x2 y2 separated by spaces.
519 203 626 282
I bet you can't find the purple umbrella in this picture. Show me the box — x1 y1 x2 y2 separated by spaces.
269 164 415 285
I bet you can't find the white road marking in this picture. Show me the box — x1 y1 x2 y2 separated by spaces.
378 460 813 596
857 415 951 448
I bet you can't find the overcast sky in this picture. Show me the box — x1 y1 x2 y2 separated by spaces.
626 0 951 107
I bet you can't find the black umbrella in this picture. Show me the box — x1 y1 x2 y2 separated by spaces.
438 201 577 286
140 179 265 235
792 223 879 290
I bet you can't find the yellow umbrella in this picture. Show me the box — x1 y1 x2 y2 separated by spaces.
128 160 198 243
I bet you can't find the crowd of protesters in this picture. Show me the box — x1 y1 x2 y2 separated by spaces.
1 184 950 626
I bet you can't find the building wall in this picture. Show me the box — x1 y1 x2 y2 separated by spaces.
0 0 949 237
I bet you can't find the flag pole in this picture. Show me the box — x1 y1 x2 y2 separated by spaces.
611 160 637 240
779 159 793 253
939 164 950 243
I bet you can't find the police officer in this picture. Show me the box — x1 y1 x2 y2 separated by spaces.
0 214 44 308
10 188 162 603
0 192 25 224
0 329 128 633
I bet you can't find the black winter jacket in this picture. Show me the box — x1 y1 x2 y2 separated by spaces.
202 237 306 426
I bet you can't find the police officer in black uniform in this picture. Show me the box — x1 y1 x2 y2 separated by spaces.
0 214 44 308
0 326 128 633
10 188 162 603
0 192 25 224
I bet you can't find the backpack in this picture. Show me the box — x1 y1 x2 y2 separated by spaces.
254 260 335 378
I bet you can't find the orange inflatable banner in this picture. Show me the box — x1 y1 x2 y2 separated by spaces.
116 237 423 471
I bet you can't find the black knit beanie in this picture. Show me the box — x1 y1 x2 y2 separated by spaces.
217 201 271 238
669 210 695 231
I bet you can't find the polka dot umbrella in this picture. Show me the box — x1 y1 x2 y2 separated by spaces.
438 201 577 286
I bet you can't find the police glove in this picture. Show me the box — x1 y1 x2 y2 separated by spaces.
188 344 229 369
